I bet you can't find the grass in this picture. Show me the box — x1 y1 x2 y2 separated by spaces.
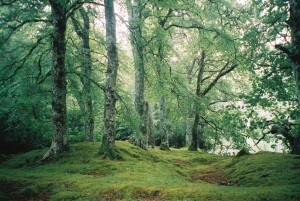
0 141 300 200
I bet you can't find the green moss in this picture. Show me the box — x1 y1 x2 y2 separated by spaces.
0 141 300 200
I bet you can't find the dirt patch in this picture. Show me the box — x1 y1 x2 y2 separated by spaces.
190 171 236 186
174 159 193 167
133 189 162 201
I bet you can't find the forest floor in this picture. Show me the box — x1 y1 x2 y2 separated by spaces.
0 141 300 201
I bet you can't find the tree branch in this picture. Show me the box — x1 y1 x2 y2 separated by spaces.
201 63 237 96
275 44 294 60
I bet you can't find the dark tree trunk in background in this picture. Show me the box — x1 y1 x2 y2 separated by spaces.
43 0 68 160
189 51 205 151
71 7 94 142
126 0 148 149
99 0 119 158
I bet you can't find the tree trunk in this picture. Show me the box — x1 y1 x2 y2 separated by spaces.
271 1 300 154
185 59 196 147
126 0 148 149
289 0 300 153
189 51 205 151
185 110 193 147
159 96 169 150
71 7 94 142
146 102 155 148
99 0 119 158
43 0 68 161
270 125 300 154
288 0 300 109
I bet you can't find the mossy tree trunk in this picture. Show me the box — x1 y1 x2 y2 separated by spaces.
126 0 148 149
43 0 68 161
189 51 205 151
71 7 94 142
99 0 119 158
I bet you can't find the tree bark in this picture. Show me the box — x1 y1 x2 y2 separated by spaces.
185 59 196 147
146 102 155 148
71 7 94 142
126 0 148 149
189 51 205 151
289 0 300 154
99 0 119 158
288 0 300 109
159 96 169 150
43 0 68 161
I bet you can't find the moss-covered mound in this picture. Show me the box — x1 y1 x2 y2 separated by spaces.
0 141 299 200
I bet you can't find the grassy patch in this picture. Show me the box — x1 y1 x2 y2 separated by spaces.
0 141 300 200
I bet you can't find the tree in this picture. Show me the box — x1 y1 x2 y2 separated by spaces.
71 7 94 142
99 0 119 158
126 0 148 149
246 0 300 154
189 51 205 151
274 0 300 154
42 0 69 160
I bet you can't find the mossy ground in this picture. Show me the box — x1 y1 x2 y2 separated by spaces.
0 141 299 200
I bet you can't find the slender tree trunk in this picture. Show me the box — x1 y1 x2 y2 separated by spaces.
71 8 94 142
185 59 195 147
185 107 193 147
159 96 169 150
146 102 155 148
189 51 205 151
99 0 119 158
126 0 148 149
43 0 68 161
